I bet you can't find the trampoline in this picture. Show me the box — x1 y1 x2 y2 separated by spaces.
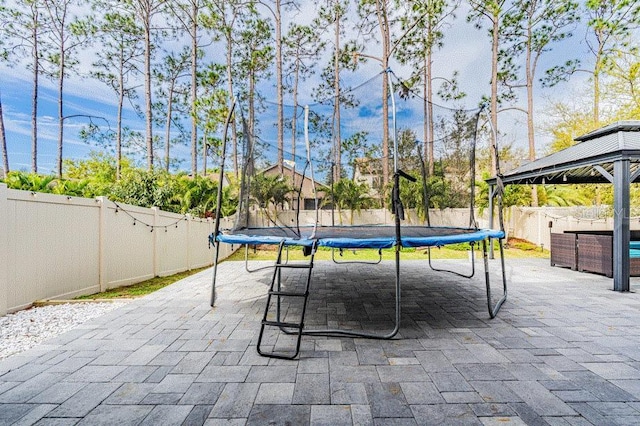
214 222 507 356
218 225 503 248
209 71 509 359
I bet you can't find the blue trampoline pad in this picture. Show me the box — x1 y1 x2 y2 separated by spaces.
216 225 505 249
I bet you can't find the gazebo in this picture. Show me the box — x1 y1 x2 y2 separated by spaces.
487 120 640 292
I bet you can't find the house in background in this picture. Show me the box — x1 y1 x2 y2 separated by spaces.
353 157 383 202
262 163 326 210
207 171 234 189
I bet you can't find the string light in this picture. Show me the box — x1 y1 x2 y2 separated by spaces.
110 200 190 231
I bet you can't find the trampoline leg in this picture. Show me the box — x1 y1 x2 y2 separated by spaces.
302 247 401 340
210 242 221 307
427 244 476 278
245 244 292 273
331 247 383 265
482 238 507 318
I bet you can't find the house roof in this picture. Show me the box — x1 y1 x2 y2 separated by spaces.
487 121 640 185
261 163 325 186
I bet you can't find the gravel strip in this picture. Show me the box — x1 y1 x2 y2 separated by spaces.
0 301 130 360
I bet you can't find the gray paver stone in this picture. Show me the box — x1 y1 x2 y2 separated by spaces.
0 373 67 403
28 381 86 404
246 404 310 425
351 404 373 426
399 382 444 405
293 373 330 404
254 383 294 405
182 405 213 426
9 403 58 426
209 383 259 418
198 366 250 383
180 382 225 405
365 382 412 418
138 404 193 425
75 404 153 426
330 382 368 405
104 383 157 405
48 382 120 417
410 404 482 426
140 392 182 404
310 404 352 426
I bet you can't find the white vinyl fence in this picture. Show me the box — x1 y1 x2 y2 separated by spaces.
506 206 640 250
0 184 235 315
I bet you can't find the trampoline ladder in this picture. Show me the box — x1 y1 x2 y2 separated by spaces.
256 241 317 360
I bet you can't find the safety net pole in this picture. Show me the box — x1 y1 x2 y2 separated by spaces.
211 99 236 307
305 105 319 236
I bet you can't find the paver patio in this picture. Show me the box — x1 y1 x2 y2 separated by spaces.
1 257 640 425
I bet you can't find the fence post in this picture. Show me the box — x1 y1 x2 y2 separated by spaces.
186 213 192 270
152 207 159 277
97 196 107 293
0 184 8 316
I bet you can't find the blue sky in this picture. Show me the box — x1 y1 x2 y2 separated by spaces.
0 1 595 176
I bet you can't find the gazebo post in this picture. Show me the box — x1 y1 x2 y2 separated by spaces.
613 159 631 292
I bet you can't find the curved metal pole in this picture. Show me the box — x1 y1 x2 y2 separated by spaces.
244 244 291 273
302 241 400 340
427 243 476 279
482 238 508 318
210 99 236 307
330 248 383 265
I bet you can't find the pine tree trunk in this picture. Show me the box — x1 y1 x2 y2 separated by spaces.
117 47 125 180
333 9 341 182
190 0 198 176
0 92 9 177
490 14 499 177
275 0 284 174
144 15 153 170
292 60 300 188
426 49 434 177
31 12 39 173
422 58 428 175
165 80 174 172
526 36 538 207
376 0 390 189
226 37 238 177
202 127 207 177
57 48 65 178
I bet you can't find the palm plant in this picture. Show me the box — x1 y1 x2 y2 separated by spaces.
538 185 591 207
249 173 294 225
172 174 218 216
323 178 373 225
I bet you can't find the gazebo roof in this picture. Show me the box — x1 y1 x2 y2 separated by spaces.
488 120 640 185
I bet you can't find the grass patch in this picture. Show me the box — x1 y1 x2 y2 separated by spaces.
75 266 210 300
